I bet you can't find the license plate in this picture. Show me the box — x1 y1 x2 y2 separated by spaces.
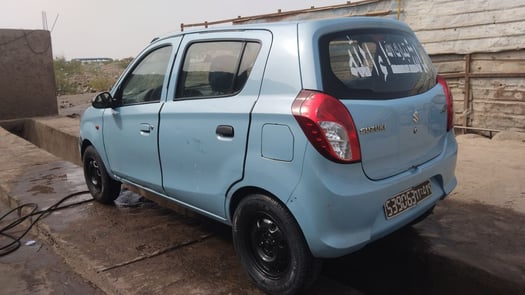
384 180 432 219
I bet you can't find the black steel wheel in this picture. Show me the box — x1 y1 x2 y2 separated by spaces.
82 146 121 204
233 194 321 295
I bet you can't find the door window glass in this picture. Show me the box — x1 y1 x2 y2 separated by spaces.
118 46 172 105
234 42 261 93
176 41 261 99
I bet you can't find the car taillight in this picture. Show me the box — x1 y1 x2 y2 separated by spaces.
437 75 454 131
292 90 361 163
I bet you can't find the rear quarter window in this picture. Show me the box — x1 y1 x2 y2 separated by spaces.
320 29 437 99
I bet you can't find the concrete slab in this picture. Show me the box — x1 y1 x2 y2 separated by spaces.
0 119 524 294
0 127 262 294
0 199 104 294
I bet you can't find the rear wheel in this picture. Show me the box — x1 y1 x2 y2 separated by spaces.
82 146 121 204
232 194 321 295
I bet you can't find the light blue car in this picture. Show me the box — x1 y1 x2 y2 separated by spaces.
80 17 457 295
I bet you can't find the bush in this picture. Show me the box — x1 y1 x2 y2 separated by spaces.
88 77 114 92
116 57 134 69
54 57 81 95
53 57 126 96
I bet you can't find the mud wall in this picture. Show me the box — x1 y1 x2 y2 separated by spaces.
0 29 57 120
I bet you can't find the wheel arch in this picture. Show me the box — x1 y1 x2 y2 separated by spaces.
229 186 289 221
227 186 305 240
80 138 114 181
228 186 270 222
80 139 93 158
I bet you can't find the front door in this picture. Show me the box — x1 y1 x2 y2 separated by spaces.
103 44 175 191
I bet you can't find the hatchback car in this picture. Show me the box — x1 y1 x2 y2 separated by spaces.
80 17 457 294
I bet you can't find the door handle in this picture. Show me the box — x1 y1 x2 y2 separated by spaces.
140 123 154 135
216 125 234 138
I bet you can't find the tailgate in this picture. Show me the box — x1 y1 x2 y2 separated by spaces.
344 85 448 180
317 25 448 179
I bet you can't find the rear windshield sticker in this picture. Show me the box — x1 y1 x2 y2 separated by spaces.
346 36 429 81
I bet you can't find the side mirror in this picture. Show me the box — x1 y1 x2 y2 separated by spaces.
92 92 114 109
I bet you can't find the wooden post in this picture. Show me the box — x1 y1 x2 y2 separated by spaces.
397 0 402 20
463 54 471 134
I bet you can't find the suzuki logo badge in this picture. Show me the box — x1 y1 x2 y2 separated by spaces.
412 110 419 134
412 110 420 124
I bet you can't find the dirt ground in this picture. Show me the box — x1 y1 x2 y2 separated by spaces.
452 133 525 214
57 93 94 117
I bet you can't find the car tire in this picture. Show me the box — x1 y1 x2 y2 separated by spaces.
82 145 121 204
232 194 321 295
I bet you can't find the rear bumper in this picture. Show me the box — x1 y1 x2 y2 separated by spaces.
287 132 457 258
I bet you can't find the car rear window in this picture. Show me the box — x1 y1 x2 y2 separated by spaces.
319 29 437 99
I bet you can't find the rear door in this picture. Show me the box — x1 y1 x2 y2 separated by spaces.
318 28 447 180
159 30 272 218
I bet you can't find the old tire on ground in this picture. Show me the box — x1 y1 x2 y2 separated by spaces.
232 194 321 295
82 145 121 204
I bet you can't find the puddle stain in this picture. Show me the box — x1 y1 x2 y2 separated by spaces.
29 174 67 185
27 185 55 195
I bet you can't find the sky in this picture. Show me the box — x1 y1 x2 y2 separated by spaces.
1 0 349 60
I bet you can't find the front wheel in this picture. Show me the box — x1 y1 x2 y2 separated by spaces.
232 194 321 295
82 146 121 204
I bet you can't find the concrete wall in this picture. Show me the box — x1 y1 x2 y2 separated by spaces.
0 29 57 120
0 117 81 166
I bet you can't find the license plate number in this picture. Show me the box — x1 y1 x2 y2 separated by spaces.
384 180 432 219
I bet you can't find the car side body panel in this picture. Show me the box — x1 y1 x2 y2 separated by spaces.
79 107 106 163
